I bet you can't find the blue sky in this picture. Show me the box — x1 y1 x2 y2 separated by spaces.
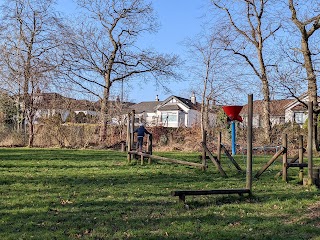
129 0 207 103
57 0 207 103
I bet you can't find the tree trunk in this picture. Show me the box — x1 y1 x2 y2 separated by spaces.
302 36 319 149
28 120 34 147
261 78 272 144
99 77 112 145
257 40 272 144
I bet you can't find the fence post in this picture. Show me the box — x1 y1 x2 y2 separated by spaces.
127 113 132 163
217 132 221 162
298 135 304 182
131 110 135 150
147 134 153 164
246 94 253 192
282 134 288 182
202 130 207 170
307 101 314 186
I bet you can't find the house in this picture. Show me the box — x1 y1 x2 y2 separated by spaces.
240 93 320 128
240 99 293 128
33 92 100 123
129 93 202 128
284 93 311 126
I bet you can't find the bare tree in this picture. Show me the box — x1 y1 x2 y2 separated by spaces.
60 0 180 145
211 0 281 143
186 33 231 137
0 0 63 146
288 0 320 148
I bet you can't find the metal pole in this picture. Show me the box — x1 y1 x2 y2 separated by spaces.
231 121 236 155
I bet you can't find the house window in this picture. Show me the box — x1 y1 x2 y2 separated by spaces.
294 112 304 124
161 112 177 122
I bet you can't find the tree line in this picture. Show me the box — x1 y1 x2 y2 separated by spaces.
0 0 319 147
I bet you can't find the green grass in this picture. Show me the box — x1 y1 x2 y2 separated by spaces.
0 148 319 239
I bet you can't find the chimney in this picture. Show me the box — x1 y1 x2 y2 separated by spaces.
191 92 196 104
155 95 159 101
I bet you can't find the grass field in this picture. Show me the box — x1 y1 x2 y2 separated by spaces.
0 148 319 239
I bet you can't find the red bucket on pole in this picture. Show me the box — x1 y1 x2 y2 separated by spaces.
222 106 243 122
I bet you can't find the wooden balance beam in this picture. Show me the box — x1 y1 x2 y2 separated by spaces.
128 151 205 169
171 189 251 203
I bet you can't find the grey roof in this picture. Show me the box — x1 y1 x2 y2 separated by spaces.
159 95 200 111
129 101 162 113
158 104 182 111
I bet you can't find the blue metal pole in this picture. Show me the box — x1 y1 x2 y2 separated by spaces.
231 121 236 155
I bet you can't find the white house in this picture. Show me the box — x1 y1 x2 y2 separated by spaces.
284 93 310 126
129 93 202 128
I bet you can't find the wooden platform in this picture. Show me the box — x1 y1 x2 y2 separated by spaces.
171 188 251 203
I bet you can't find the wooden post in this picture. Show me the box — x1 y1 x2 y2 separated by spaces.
282 134 288 182
298 135 304 182
202 130 207 169
313 168 319 187
127 113 132 163
147 134 153 164
246 94 253 192
131 110 135 150
217 132 222 162
307 101 313 186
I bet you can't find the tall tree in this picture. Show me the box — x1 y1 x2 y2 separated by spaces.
288 0 320 148
186 33 230 136
211 0 281 143
0 0 62 146
61 0 180 145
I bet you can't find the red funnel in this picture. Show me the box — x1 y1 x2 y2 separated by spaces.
222 105 243 122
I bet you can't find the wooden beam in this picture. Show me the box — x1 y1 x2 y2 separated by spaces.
220 144 243 172
202 142 227 177
128 151 205 169
286 163 308 168
254 148 284 178
171 188 251 203
171 189 251 196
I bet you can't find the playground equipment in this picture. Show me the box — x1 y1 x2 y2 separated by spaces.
199 105 245 176
171 94 254 203
254 101 320 187
126 110 206 169
222 105 243 155
200 131 244 177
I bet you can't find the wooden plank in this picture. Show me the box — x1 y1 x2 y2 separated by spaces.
221 144 243 172
286 163 308 168
129 151 205 168
171 188 251 197
202 143 227 177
